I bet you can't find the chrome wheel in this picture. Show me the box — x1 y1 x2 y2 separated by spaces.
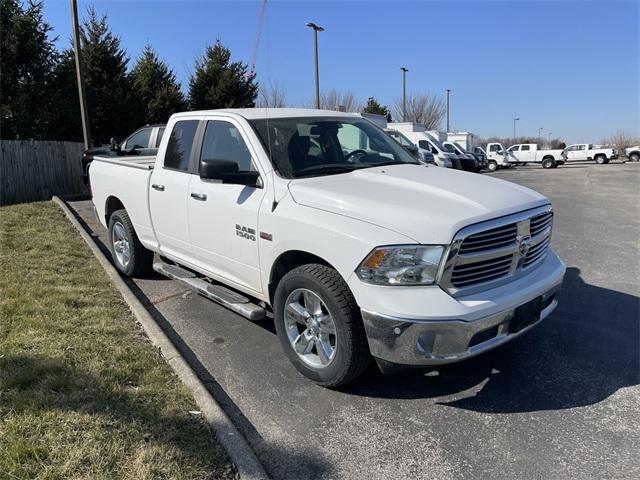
284 288 337 368
112 221 130 267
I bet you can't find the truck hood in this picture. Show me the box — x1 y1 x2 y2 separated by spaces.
288 164 548 244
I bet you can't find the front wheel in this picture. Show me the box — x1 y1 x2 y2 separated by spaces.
274 264 370 388
487 161 498 172
542 158 555 169
108 209 153 277
630 153 640 162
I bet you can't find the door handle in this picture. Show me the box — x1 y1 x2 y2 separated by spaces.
152 184 165 191
190 192 207 201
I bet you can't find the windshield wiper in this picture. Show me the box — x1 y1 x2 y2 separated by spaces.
360 160 419 168
293 165 356 178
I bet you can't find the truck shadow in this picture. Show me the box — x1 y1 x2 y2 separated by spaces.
343 267 639 413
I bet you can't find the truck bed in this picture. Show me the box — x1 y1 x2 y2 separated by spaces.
93 155 156 170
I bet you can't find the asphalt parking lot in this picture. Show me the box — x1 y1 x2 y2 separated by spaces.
68 160 639 480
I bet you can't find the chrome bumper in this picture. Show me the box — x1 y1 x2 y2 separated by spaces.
361 284 561 367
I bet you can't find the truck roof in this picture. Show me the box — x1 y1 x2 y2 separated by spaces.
171 108 360 121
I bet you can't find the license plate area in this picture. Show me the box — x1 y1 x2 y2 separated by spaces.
509 296 542 333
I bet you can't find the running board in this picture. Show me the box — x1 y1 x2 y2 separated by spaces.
153 262 266 321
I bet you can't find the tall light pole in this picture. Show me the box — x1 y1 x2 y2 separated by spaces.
401 67 408 121
538 127 544 138
548 132 552 140
446 89 451 132
70 0 91 149
305 22 324 109
513 117 520 140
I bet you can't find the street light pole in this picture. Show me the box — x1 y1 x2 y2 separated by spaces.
70 0 91 149
538 127 543 138
446 89 451 132
305 22 324 109
401 67 408 121
513 117 520 140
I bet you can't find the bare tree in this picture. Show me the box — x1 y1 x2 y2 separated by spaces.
392 93 446 129
257 79 287 108
305 89 362 111
601 131 640 155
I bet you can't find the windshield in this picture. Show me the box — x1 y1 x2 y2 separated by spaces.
430 138 448 153
443 143 456 154
453 142 469 154
251 117 419 178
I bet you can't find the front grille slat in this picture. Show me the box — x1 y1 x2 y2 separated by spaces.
444 208 553 293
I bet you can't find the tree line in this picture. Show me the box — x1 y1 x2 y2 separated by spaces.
1 1 257 145
1 1 448 146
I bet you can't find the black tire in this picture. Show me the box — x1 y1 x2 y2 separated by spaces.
542 158 555 169
595 154 606 164
630 153 640 162
551 162 559 168
487 161 498 172
108 209 153 277
274 264 370 388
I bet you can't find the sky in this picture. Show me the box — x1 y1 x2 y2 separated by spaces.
43 0 639 143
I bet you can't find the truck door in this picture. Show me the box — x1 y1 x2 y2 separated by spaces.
565 145 583 161
187 118 266 295
519 144 534 162
149 119 199 261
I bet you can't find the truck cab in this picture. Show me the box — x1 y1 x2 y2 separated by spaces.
485 142 514 171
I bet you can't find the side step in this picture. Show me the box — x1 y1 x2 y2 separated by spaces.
153 262 266 321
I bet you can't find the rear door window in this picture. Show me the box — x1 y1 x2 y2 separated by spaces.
521 145 530 151
164 120 199 171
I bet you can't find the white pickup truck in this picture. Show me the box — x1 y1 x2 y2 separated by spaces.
562 144 618 164
90 108 565 387
508 144 566 169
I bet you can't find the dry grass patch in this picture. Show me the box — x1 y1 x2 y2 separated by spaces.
0 201 235 479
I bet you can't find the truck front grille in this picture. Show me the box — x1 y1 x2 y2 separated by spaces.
440 206 553 296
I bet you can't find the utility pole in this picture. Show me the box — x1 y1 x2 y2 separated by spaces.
446 89 451 132
70 0 91 149
306 22 324 109
401 67 408 121
513 117 520 140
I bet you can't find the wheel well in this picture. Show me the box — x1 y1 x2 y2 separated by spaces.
105 196 125 225
542 155 554 162
268 250 333 304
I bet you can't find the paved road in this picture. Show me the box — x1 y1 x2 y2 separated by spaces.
69 161 640 480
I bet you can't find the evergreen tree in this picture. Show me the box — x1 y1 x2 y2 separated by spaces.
188 40 258 110
51 7 135 144
130 45 186 125
1 0 59 140
362 96 392 122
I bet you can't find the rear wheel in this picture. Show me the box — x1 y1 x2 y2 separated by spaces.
274 264 370 388
542 158 555 169
108 209 153 277
487 160 498 172
595 154 606 164
630 153 640 162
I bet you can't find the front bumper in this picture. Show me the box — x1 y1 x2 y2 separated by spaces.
354 250 565 367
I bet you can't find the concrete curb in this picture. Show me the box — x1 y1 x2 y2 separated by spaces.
52 196 269 480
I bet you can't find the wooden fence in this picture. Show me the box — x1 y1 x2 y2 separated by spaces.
0 140 88 206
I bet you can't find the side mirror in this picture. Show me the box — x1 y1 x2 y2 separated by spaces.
200 158 260 186
110 137 120 151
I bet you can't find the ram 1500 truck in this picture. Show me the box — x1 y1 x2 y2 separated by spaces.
89 109 566 387
507 144 565 169
562 144 618 164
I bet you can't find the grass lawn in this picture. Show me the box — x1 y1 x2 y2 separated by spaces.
0 202 234 479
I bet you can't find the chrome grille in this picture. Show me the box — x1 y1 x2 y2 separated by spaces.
440 206 553 296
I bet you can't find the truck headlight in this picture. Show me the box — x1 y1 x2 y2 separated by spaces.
356 245 445 285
